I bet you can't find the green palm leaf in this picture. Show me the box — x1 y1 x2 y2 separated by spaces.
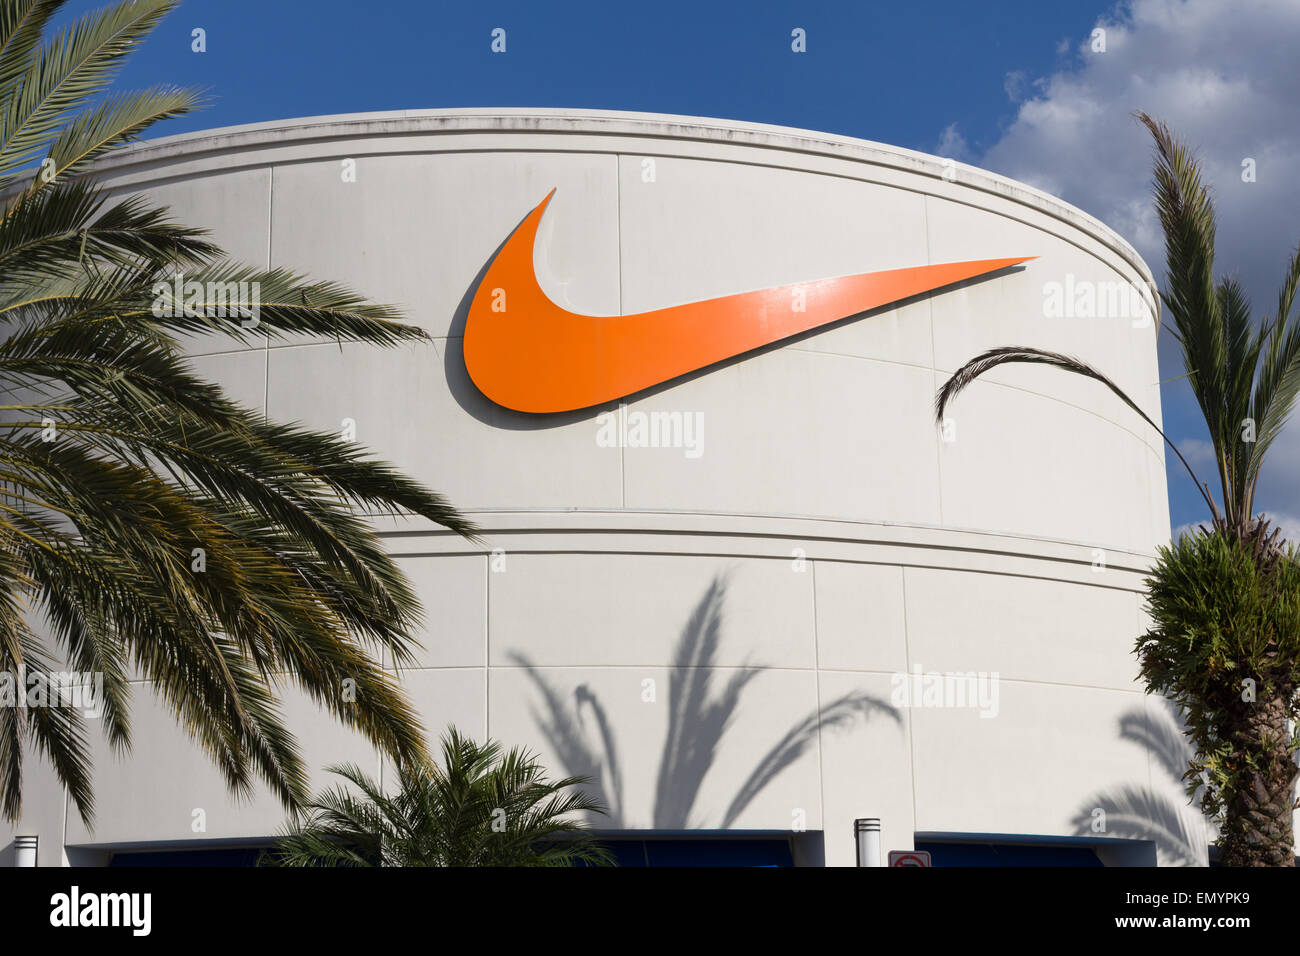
0 0 178 182
41 83 201 183
0 0 478 825
267 727 612 867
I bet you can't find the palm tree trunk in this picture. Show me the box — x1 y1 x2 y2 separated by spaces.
1218 688 1298 866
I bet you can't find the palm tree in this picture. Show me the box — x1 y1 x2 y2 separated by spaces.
936 113 1300 865
1141 532 1300 866
0 0 477 825
266 726 611 866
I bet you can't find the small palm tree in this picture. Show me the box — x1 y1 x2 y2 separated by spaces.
1142 532 1300 866
0 0 477 824
266 727 611 867
937 113 1300 865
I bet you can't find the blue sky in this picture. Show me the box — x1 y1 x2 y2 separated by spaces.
60 0 1300 537
82 0 1107 153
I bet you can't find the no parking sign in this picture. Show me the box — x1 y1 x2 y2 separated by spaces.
888 850 932 867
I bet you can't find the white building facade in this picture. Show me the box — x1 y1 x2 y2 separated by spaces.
2 110 1201 867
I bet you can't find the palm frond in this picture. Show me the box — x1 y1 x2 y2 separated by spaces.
268 727 611 867
0 0 477 824
40 83 201 183
1247 243 1300 510
0 1 61 92
936 345 1221 520
0 0 178 181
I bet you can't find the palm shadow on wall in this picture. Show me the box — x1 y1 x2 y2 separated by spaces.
510 576 900 829
1070 703 1209 866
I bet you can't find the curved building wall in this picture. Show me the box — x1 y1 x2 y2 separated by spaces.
2 110 1198 867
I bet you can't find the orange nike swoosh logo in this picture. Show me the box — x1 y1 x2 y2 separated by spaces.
465 190 1033 413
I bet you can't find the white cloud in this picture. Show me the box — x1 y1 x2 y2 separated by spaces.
973 0 1300 519
1003 70 1031 103
1170 520 1210 541
935 122 973 163
1176 437 1215 471
1262 512 1300 544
